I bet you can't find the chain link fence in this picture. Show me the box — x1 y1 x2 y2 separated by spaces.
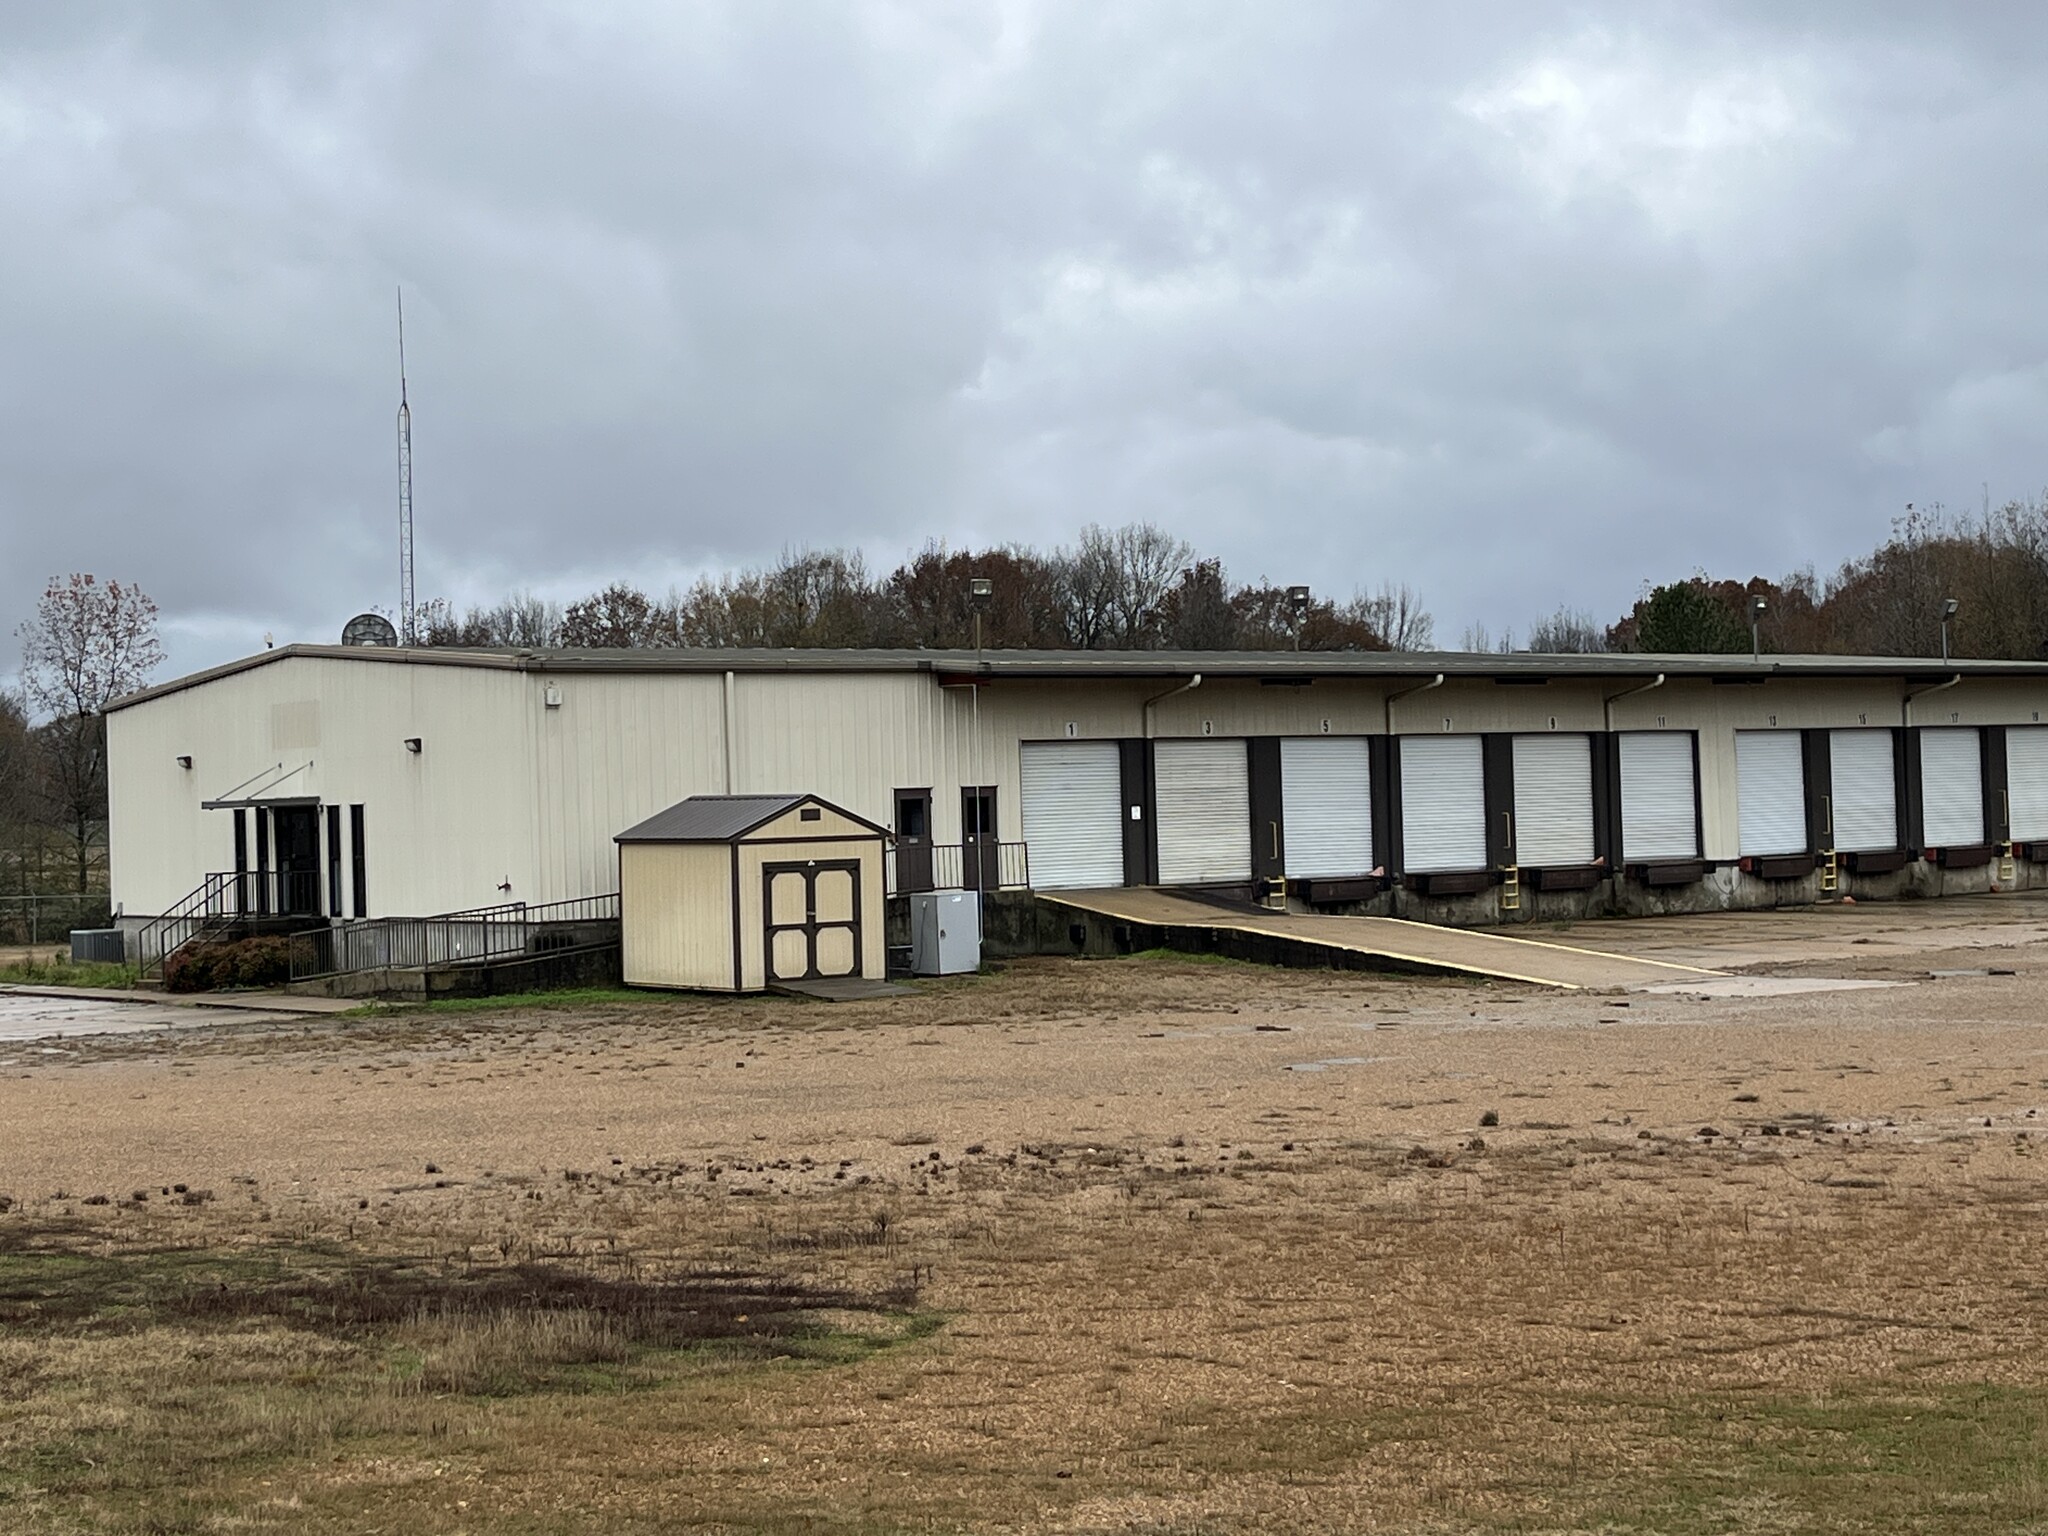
0 894 114 948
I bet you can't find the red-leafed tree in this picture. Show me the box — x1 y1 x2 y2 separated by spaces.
17 574 165 888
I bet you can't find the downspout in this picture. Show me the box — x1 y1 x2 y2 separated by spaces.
1142 673 1202 739
1903 672 1961 727
1383 673 1445 735
1602 672 1666 731
722 670 737 793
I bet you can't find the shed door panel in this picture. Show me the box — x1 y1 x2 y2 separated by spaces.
1020 742 1125 889
1619 732 1698 861
1736 731 1807 856
1280 737 1373 878
1829 730 1897 852
1511 734 1594 867
1400 735 1486 873
1155 739 1251 884
2008 727 2048 840
1920 727 1984 848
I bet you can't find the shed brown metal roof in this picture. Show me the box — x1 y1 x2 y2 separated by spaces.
614 793 887 844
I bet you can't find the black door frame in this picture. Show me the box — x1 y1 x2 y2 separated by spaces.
271 805 321 917
960 785 997 891
761 860 864 982
893 788 935 893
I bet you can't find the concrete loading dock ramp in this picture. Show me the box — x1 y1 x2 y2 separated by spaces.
1040 888 1726 990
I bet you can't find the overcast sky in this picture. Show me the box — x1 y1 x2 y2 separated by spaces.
4 3 2047 684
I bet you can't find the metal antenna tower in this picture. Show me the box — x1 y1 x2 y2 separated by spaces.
396 287 417 646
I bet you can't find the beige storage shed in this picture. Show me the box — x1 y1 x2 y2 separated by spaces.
616 793 889 992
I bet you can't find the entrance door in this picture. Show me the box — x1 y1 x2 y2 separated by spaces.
271 806 322 916
762 861 863 982
893 789 934 893
960 786 997 890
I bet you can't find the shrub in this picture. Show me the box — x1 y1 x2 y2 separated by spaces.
165 936 291 992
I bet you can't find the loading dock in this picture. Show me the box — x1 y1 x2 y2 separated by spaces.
1280 736 1374 878
1829 729 1899 853
1154 738 1251 884
1736 730 1808 857
1400 735 1487 873
1510 733 1595 868
1618 731 1699 863
616 793 887 992
1019 741 1125 889
1919 727 1986 850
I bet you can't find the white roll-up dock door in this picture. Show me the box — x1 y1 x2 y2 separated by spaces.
1919 727 1984 848
2008 727 2048 841
1619 732 1698 861
1155 739 1251 884
1280 737 1374 877
1400 735 1486 872
1829 730 1896 852
1020 741 1125 889
1510 734 1594 866
1736 731 1807 856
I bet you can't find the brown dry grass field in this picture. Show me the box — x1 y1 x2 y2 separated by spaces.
5 896 2048 1533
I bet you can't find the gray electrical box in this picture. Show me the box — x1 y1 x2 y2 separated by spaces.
908 891 981 976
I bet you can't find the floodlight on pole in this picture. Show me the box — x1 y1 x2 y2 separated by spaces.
1287 585 1311 651
1750 594 1768 661
1941 597 1960 662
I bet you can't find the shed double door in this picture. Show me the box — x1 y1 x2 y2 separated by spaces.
762 861 862 982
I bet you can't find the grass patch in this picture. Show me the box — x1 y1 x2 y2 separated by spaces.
1539 1384 2048 1534
1123 946 1259 967
0 955 139 989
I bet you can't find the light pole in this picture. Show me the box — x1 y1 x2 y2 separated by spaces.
1749 594 1767 661
968 578 993 662
1941 597 1959 662
1287 585 1311 651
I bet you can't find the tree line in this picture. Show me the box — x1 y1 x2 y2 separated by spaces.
419 524 1436 653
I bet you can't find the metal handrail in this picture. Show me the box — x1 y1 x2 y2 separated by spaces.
289 892 621 981
885 841 1030 896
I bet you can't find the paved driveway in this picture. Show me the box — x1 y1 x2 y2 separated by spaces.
0 993 293 1044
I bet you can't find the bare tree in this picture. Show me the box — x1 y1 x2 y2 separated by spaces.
1525 607 1606 653
1459 623 1517 654
17 575 165 888
1356 582 1435 650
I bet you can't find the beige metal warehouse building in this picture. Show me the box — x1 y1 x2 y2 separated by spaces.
104 644 2048 953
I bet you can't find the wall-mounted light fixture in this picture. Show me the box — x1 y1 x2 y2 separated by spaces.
175 755 193 770
404 737 423 754
543 683 562 709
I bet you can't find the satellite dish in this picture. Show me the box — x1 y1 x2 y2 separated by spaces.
341 613 400 648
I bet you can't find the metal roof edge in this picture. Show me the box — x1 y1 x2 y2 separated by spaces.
109 642 2048 710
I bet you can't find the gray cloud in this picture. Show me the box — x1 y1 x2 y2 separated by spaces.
4 2 2047 678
